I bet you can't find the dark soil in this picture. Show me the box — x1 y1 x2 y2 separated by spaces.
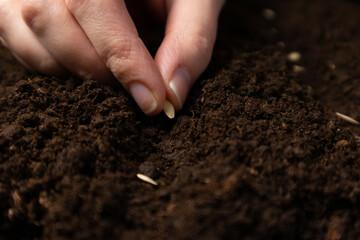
1 0 360 239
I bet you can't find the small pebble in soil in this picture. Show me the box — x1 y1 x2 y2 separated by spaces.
328 62 336 71
262 8 276 20
137 173 158 186
287 52 301 62
335 112 360 125
293 65 306 73
163 100 175 119
7 208 15 221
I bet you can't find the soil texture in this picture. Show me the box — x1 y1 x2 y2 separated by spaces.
1 0 360 239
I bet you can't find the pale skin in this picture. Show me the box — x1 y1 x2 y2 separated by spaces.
0 0 225 115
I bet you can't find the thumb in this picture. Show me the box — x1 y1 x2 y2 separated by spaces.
155 0 225 110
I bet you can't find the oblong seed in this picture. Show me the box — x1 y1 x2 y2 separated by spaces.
293 65 306 73
163 100 175 119
287 52 301 62
136 173 158 186
336 112 360 125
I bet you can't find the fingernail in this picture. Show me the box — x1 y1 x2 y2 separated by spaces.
169 67 191 108
129 83 158 115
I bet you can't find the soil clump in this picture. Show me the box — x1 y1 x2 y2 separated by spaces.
1 0 360 239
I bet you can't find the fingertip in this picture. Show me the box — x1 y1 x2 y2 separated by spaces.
155 35 197 112
129 81 165 116
155 0 224 112
168 66 192 110
21 0 46 34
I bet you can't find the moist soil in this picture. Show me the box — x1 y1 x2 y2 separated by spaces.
1 0 360 239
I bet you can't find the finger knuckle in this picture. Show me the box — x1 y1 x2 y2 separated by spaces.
190 31 213 64
65 0 87 14
105 37 137 83
21 0 45 31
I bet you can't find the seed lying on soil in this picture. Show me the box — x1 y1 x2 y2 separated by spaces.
328 63 336 71
262 8 276 20
7 209 15 220
293 65 306 73
136 173 158 186
163 100 175 119
287 52 301 62
335 112 360 125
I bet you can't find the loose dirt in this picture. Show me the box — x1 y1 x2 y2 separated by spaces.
1 0 360 239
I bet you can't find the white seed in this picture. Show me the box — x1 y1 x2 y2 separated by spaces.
287 52 301 62
336 112 360 125
8 208 15 220
163 100 175 119
293 65 306 73
136 173 158 186
262 8 276 20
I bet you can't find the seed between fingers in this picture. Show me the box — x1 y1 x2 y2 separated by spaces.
163 100 175 119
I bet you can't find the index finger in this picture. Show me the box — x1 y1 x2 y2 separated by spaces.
65 0 166 115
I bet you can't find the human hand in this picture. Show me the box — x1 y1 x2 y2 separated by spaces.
0 0 225 115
